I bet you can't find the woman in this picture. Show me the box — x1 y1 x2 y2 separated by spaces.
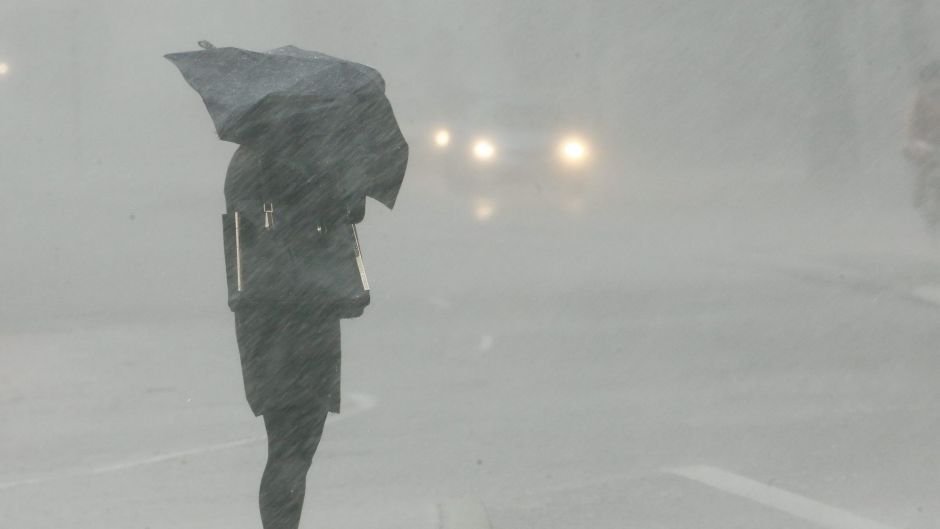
167 41 407 529
224 143 367 529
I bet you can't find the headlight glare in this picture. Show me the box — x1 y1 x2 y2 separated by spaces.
472 139 496 161
560 138 588 163
434 129 451 147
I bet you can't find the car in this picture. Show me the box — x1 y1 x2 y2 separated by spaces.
421 98 600 221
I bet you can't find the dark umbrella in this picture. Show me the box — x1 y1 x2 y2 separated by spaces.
165 42 408 209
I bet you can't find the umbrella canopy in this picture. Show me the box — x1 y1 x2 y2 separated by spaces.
165 43 407 209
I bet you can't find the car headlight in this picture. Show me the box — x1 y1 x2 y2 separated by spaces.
472 139 497 161
559 138 589 164
433 129 451 148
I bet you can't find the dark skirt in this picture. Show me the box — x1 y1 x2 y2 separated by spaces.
234 305 341 416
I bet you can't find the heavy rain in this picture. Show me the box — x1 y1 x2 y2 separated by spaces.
2 1 940 528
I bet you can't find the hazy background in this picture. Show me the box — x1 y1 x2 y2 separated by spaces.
0 0 932 322
5 2 940 528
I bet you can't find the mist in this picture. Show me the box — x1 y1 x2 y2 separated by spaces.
3 1 940 528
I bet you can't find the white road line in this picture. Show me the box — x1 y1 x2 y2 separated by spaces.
0 392 377 491
437 497 492 529
666 466 897 529
90 437 264 474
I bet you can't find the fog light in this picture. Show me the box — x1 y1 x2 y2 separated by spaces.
434 129 450 147
560 138 588 163
472 139 496 161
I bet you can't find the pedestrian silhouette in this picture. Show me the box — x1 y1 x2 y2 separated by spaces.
167 42 408 529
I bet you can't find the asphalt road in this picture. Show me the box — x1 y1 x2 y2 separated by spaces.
3 193 940 528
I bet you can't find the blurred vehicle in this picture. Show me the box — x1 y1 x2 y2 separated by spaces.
421 97 601 221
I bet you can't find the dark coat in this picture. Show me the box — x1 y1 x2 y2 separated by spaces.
233 304 341 416
225 145 363 415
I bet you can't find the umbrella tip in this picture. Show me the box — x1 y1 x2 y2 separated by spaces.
198 40 216 50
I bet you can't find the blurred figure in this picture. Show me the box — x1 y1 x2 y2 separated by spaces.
905 60 940 211
225 144 369 529
168 43 407 529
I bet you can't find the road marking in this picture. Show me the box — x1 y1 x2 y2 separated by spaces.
0 392 377 490
90 436 262 474
666 466 897 529
437 497 492 529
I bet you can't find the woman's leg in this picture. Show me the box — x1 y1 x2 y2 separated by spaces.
259 406 329 529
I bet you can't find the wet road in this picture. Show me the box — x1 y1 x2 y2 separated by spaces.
3 194 940 528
